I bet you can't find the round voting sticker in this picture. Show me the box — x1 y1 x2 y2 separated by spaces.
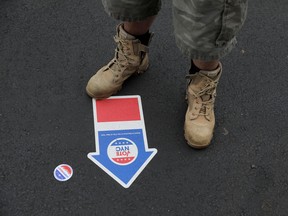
54 164 73 181
107 138 138 166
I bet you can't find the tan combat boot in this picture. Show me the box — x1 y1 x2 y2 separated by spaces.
86 24 152 99
184 63 222 149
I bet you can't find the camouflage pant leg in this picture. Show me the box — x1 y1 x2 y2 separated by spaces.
101 0 161 22
173 0 248 61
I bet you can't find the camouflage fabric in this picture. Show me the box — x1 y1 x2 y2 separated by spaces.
102 0 248 60
101 0 161 22
173 0 248 60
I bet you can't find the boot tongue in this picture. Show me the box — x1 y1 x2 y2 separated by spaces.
109 25 136 71
188 65 222 117
197 66 221 101
189 75 211 115
199 66 221 79
190 75 209 97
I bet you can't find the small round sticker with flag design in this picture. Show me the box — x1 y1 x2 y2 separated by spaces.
54 164 73 181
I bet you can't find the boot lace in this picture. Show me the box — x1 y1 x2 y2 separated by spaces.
107 36 134 75
186 74 218 116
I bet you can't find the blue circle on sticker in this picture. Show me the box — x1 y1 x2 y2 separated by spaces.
54 164 73 181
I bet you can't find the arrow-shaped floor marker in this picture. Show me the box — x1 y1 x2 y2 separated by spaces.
88 95 157 188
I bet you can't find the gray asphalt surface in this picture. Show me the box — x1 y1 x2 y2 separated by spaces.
1 0 288 215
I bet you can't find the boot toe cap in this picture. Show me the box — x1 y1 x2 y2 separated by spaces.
184 124 213 149
86 70 120 99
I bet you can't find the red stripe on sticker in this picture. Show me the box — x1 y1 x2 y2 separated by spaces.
96 98 141 122
61 165 72 175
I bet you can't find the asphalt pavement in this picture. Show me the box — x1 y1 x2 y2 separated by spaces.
1 0 288 215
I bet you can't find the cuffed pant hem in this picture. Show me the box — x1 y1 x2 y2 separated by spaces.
104 10 160 22
175 37 237 61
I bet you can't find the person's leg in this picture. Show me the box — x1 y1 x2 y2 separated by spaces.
173 0 248 148
124 16 157 36
86 1 160 99
193 60 219 71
